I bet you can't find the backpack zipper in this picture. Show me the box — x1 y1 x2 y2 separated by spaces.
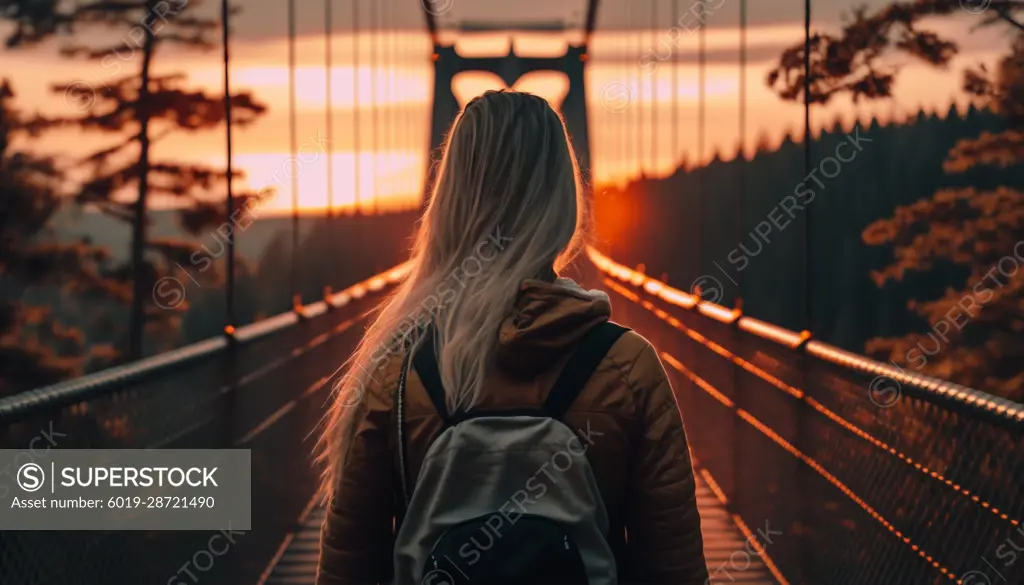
423 518 583 582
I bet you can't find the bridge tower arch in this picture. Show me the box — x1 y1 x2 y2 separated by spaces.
418 0 601 208
427 41 592 185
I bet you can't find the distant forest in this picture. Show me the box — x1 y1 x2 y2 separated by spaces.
171 211 417 344
594 104 1024 398
0 0 419 396
595 0 1024 403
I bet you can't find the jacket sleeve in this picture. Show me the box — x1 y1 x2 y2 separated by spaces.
625 342 709 584
316 372 396 585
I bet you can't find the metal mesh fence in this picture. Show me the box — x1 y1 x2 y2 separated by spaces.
0 283 393 585
598 270 1024 585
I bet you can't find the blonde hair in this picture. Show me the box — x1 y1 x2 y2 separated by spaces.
318 90 587 498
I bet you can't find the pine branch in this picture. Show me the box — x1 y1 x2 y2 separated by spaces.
863 186 1024 284
945 130 1024 171
79 135 137 164
768 0 1023 104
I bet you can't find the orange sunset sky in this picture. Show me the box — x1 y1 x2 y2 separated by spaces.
0 0 1014 214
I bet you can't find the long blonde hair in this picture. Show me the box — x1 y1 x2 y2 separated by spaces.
318 90 587 498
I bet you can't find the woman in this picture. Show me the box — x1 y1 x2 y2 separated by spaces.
316 90 708 584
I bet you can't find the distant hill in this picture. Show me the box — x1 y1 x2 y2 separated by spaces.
49 207 302 265
41 205 419 358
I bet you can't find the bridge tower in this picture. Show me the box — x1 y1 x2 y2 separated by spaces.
420 5 601 206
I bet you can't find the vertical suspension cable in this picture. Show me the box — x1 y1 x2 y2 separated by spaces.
671 0 678 167
288 0 300 309
379 0 386 213
642 6 650 175
799 5 814 581
737 0 746 308
620 30 626 184
640 4 647 173
324 0 334 298
623 29 629 183
728 0 749 534
613 31 620 184
409 29 417 203
370 0 379 215
650 0 657 174
402 28 409 201
608 31 614 183
618 4 626 177
408 24 413 203
380 0 389 213
618 4 626 176
804 0 812 331
621 8 628 180
395 7 402 208
698 0 706 168
410 30 418 203
325 0 334 221
352 0 360 215
392 4 399 210
631 3 640 176
220 0 235 332
387 0 394 213
696 0 706 283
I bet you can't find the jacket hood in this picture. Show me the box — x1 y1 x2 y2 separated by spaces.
496 277 612 377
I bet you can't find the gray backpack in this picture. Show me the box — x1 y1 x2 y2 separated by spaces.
391 321 630 585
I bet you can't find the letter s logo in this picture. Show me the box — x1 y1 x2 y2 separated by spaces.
638 52 660 75
17 463 45 492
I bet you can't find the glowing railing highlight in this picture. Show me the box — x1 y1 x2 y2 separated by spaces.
586 246 1024 427
0 263 412 421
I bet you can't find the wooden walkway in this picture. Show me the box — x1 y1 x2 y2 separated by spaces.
694 470 781 584
259 472 780 584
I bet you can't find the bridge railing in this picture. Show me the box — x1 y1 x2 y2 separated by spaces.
0 263 410 436
0 264 409 585
587 247 1024 585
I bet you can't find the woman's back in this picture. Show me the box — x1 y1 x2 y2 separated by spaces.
316 90 708 584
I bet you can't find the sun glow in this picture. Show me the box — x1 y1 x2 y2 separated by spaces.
233 150 426 215
1 21 1001 212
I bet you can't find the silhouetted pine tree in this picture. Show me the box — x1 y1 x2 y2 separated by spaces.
768 0 1024 399
0 79 126 396
2 0 267 361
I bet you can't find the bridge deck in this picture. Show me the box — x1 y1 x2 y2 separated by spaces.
259 474 778 584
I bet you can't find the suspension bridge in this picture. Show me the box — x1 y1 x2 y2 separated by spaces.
1 1 1022 584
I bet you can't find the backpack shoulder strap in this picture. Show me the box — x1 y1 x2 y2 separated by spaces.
394 347 413 525
543 320 631 419
411 326 451 424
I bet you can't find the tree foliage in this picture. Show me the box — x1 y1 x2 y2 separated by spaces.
2 0 268 360
0 79 124 396
769 0 1024 400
